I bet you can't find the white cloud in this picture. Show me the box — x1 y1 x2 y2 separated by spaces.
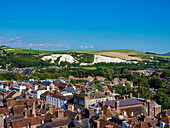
79 45 94 49
90 46 93 48
79 45 84 48
7 36 22 41
28 43 33 46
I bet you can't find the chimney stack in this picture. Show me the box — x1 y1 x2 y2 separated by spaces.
57 109 64 118
129 93 132 98
45 102 48 110
112 88 115 94
34 93 36 99
131 112 134 117
102 100 105 107
115 99 120 111
40 100 44 109
77 109 81 121
24 108 28 118
67 104 73 112
32 102 36 117
99 110 104 119
49 104 54 114
137 94 140 98
148 101 154 117
25 92 27 99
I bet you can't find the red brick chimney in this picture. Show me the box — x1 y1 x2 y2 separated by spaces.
99 110 104 119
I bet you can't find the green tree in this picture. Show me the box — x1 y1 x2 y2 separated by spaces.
160 71 170 78
115 84 125 95
70 79 76 84
150 76 162 88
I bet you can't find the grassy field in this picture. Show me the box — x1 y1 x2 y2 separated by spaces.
81 67 97 70
1 47 169 60
67 49 143 54
138 53 170 59
2 47 65 54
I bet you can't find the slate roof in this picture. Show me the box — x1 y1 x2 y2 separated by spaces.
70 118 91 128
41 82 52 87
98 98 143 108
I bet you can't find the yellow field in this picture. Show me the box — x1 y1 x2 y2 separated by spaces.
96 52 143 61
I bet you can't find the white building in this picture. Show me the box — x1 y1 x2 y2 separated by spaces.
30 86 50 99
13 83 26 93
46 94 73 110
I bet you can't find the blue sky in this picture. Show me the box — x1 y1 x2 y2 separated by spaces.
0 0 170 53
